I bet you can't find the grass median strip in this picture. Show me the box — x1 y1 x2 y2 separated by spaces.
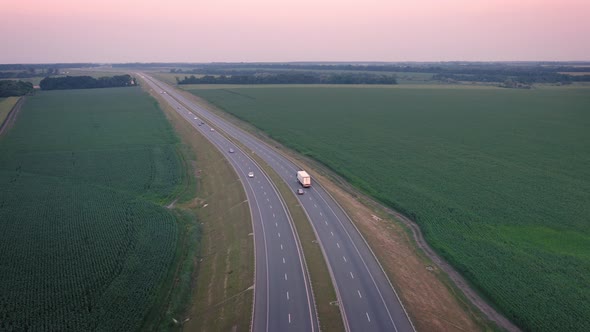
257 156 345 332
206 122 345 331
141 81 254 332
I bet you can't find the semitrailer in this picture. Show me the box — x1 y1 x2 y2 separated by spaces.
297 171 311 187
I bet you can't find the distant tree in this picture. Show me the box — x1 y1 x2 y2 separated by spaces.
0 80 34 97
40 75 136 90
177 72 397 85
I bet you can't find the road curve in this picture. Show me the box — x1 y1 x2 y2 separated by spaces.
144 75 415 332
141 76 318 332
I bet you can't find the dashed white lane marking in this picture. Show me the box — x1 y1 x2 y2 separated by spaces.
285 273 288 280
314 204 317 208
267 198 270 202
309 197 312 201
324 220 328 225
269 205 272 209
288 313 291 324
280 244 283 250
278 232 281 238
331 231 334 236
287 291 289 300
275 222 278 227
336 242 340 248
358 290 362 298
282 257 286 264
343 256 347 262
264 191 266 195
366 312 371 322
273 213 275 218
350 272 355 279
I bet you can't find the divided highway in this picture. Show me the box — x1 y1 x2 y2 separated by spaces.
143 74 415 332
142 76 318 332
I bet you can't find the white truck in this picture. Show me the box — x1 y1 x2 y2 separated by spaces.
297 171 311 188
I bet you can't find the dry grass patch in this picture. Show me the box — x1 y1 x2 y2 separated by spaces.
0 97 20 126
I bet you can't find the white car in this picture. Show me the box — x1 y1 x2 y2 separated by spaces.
248 172 254 178
210 128 215 132
229 148 235 153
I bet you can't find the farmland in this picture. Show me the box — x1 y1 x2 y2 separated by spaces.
188 84 590 331
0 87 184 331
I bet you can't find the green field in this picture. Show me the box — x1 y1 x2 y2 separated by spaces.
0 87 184 331
188 85 590 331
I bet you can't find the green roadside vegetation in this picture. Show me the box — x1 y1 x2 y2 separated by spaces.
0 87 189 331
141 81 254 331
0 97 20 126
186 84 590 332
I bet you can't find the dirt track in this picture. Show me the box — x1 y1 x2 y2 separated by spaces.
0 96 25 136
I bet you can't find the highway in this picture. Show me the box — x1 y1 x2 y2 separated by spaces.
143 74 415 332
141 76 318 332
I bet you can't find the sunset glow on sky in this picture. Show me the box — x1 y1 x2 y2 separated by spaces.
1 0 589 63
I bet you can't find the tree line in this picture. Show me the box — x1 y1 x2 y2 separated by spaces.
0 63 98 71
169 62 590 85
432 72 590 84
0 80 34 97
177 73 397 85
40 75 136 90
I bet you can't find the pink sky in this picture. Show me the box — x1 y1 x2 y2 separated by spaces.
1 0 589 63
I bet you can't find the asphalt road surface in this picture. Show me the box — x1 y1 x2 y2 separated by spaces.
142 76 318 332
142 74 415 332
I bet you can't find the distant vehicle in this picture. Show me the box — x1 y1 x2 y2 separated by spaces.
210 128 215 132
248 172 254 178
297 171 311 187
198 123 202 126
200 121 205 125
297 188 304 195
194 117 198 120
229 148 235 153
